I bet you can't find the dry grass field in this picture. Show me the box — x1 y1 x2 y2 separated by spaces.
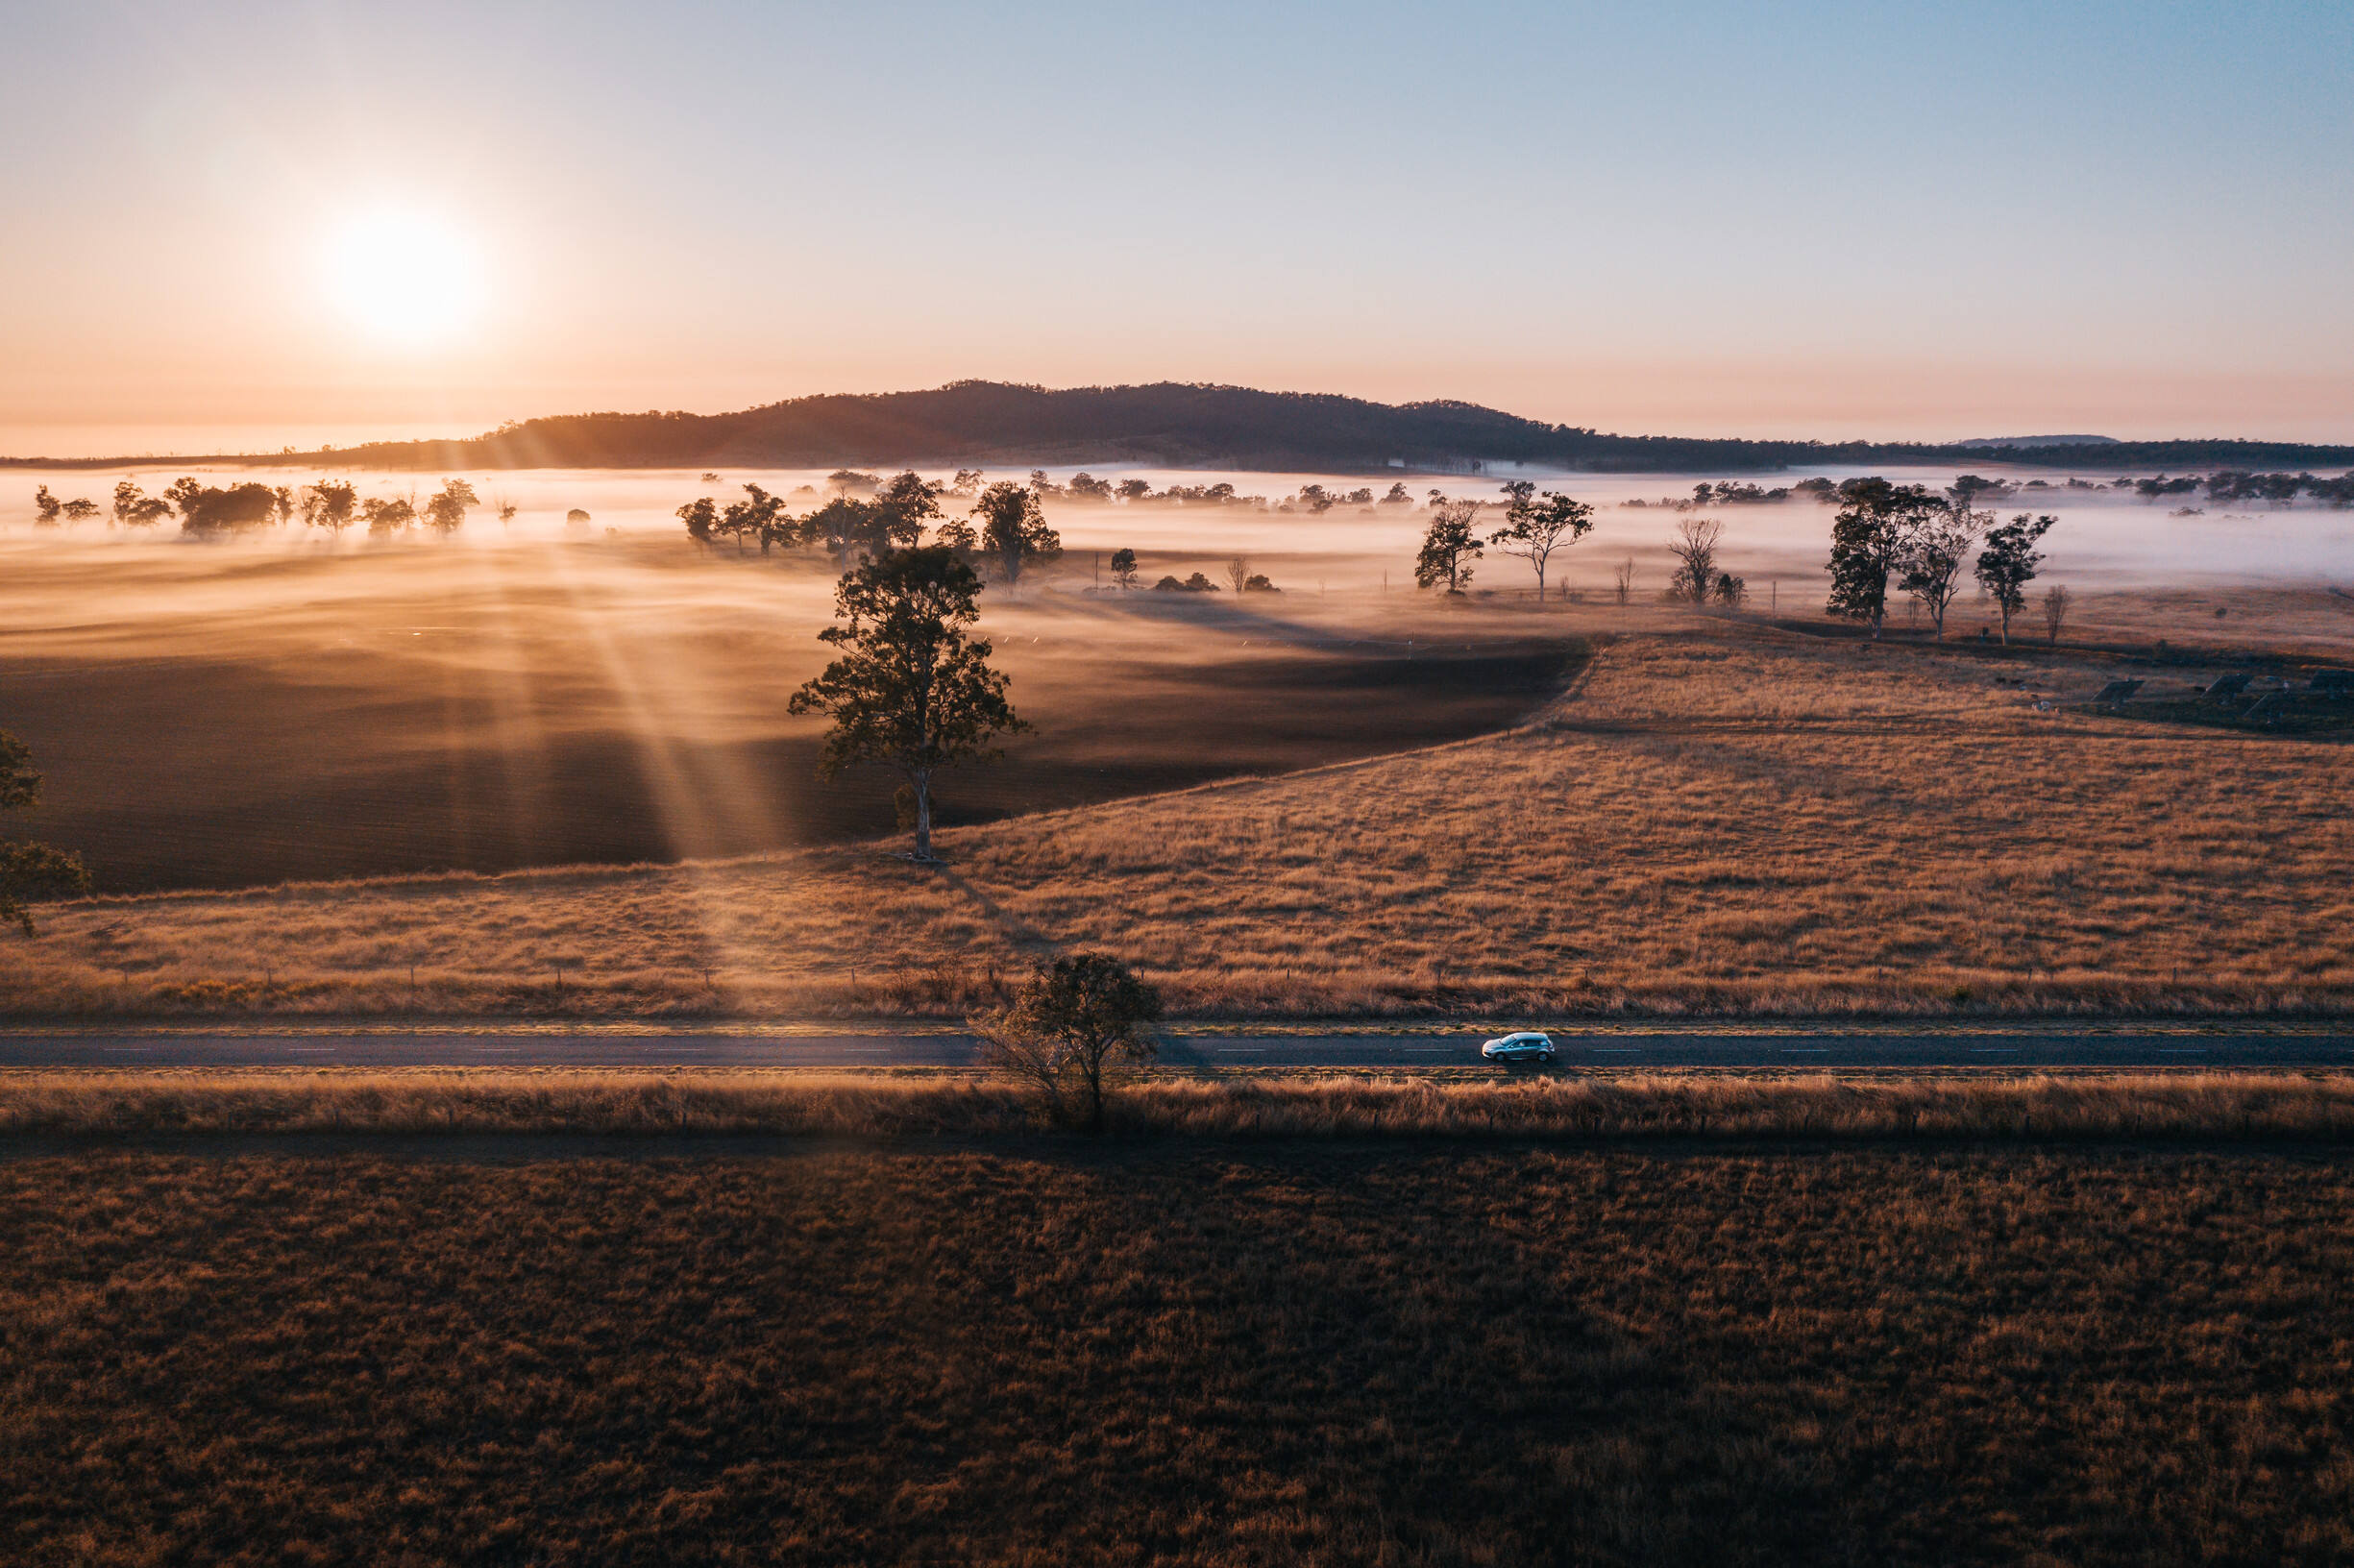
4 1134 2350 1565
8 1067 2354 1141
7 616 2349 1018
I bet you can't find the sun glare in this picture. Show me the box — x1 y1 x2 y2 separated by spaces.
323 207 484 345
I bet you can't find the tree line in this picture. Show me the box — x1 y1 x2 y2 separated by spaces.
1412 475 2068 645
2140 471 2354 507
295 380 2354 477
680 472 1067 588
28 478 518 538
1824 478 2062 643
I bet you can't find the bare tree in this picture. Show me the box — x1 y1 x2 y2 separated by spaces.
1897 506 1986 638
2041 584 2072 646
1613 557 1635 605
1666 517 1723 603
1225 554 1250 595
973 954 1161 1132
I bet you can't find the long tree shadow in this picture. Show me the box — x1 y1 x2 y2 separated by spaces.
924 861 1060 959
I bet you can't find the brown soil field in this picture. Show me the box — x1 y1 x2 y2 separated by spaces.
7 618 2349 1018
4 1138 2349 1565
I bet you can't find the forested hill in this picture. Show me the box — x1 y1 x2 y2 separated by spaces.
20 381 2354 473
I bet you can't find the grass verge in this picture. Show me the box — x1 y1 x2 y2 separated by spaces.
8 1068 2354 1141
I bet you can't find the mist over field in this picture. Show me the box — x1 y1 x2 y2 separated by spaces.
4 458 2349 899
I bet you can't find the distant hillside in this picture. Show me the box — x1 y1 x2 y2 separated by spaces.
12 381 2353 473
1956 434 2122 449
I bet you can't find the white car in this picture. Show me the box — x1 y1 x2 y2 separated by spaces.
1481 1031 1557 1063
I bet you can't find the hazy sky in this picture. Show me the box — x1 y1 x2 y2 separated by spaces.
6 0 2350 445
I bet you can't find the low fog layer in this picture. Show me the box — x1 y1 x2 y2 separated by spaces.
9 461 2351 593
3 459 2349 891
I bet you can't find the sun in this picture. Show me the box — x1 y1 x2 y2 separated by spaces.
323 206 484 345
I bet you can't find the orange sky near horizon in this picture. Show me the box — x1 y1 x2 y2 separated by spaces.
6 1 2349 454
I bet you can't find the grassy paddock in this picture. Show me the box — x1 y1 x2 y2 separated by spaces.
7 628 2350 1021
4 1140 2350 1564
8 1068 2354 1140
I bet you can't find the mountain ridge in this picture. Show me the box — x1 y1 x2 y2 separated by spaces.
8 380 2349 474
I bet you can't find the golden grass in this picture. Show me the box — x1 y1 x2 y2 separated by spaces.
7 1068 2354 1141
6 622 2348 1018
6 1140 2352 1563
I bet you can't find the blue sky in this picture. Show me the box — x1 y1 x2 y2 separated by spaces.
5 0 2349 439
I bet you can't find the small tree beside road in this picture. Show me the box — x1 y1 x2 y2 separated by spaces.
974 953 1162 1133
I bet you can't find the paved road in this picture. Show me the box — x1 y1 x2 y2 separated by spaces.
2 1030 2349 1070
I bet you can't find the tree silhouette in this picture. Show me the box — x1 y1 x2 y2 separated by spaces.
1974 513 2056 646
1827 478 1942 636
0 730 90 937
971 482 1062 588
303 480 359 537
2041 583 2072 647
1489 480 1594 600
1666 517 1723 603
1109 547 1139 590
787 546 1024 863
167 478 281 536
677 497 719 551
111 481 171 528
974 953 1161 1133
800 497 872 570
362 496 416 535
1898 506 1986 638
723 483 790 555
870 471 944 549
420 478 478 536
32 486 61 526
1414 500 1485 594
